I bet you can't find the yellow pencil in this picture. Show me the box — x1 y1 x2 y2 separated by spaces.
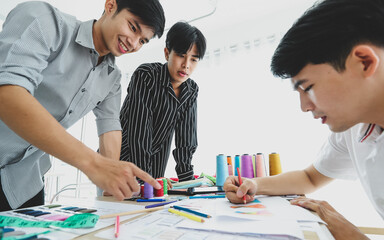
168 208 205 223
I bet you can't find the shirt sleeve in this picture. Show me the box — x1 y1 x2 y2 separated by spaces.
172 89 198 181
314 132 357 180
120 70 154 175
94 72 122 136
0 2 63 95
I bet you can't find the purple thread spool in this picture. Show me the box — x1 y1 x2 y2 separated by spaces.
241 154 254 178
143 182 154 198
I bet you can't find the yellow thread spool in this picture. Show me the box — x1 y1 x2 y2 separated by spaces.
269 152 282 176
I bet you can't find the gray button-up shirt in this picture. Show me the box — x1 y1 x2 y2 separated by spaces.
0 1 122 209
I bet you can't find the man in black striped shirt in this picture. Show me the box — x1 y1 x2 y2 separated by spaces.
120 22 206 183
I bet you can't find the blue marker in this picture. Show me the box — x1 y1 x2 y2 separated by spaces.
137 199 166 202
189 195 226 199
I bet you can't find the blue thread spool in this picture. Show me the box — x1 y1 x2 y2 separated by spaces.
216 154 228 187
234 155 241 176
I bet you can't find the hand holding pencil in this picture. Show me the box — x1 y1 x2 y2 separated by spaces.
223 172 257 204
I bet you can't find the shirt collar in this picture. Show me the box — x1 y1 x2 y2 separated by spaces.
75 20 116 69
358 123 383 143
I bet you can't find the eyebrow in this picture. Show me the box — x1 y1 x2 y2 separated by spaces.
192 55 200 58
293 79 308 91
133 20 150 43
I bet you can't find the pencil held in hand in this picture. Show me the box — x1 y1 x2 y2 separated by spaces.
236 167 246 204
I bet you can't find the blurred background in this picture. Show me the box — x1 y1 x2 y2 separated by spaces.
1 0 382 231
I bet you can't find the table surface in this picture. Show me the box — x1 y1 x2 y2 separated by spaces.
73 196 335 240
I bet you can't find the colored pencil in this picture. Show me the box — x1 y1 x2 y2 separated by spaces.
144 200 177 209
114 216 119 238
137 199 166 202
189 195 226 199
172 205 211 218
237 167 246 204
168 208 205 223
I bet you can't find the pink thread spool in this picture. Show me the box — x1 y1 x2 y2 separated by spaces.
255 153 267 177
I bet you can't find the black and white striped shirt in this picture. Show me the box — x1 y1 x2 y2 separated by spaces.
120 63 198 181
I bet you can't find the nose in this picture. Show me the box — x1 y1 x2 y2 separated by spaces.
299 91 315 112
182 58 190 69
128 36 141 52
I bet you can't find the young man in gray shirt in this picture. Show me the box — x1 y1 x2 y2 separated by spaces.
0 0 165 210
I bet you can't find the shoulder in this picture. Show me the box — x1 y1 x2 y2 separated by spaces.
132 62 164 84
135 62 164 75
5 1 78 39
8 2 68 22
187 78 199 93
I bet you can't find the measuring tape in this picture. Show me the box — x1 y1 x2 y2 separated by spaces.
0 213 99 228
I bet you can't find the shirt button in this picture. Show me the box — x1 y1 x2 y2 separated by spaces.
69 110 73 114
89 50 92 54
28 146 33 151
97 101 101 105
81 88 86 92
92 68 96 71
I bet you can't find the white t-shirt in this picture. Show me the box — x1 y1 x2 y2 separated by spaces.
314 123 384 220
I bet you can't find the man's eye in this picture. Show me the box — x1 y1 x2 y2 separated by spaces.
131 24 136 32
304 84 313 92
140 39 145 45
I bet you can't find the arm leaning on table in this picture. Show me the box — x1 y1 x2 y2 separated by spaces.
224 164 368 240
0 85 159 201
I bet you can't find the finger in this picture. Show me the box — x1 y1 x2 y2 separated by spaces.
291 198 320 212
119 184 133 199
110 186 125 201
102 191 112 196
127 176 140 193
237 179 256 198
223 178 240 192
131 164 161 189
226 191 245 204
167 179 173 189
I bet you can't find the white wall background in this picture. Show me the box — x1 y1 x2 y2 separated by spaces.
1 0 383 231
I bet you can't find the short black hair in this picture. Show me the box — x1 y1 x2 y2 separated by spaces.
115 0 165 39
166 21 207 59
271 0 384 79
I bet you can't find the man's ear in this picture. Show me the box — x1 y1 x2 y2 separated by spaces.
349 45 379 78
164 47 170 61
104 0 117 15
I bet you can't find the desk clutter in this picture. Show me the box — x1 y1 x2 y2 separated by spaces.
0 152 328 239
0 195 326 239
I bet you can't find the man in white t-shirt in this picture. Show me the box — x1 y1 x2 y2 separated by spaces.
224 0 384 239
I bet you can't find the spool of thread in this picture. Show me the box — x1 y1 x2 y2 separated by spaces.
216 154 229 187
241 154 254 178
234 155 241 176
227 156 233 175
269 152 282 176
140 184 145 197
143 182 154 198
252 154 257 177
162 178 168 195
255 153 267 177
154 178 164 197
